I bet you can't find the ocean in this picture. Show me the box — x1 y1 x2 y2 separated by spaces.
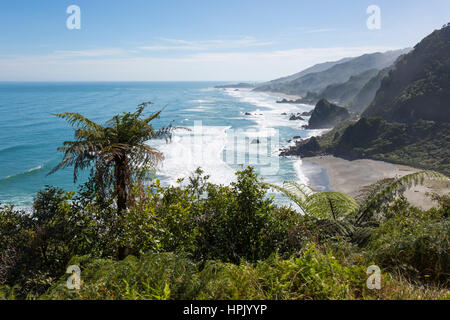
0 82 329 208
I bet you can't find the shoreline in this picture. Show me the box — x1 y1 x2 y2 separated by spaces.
259 90 303 102
302 155 449 210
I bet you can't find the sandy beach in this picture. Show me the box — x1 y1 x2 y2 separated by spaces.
303 156 449 210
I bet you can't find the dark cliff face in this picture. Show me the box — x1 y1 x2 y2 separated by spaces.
363 25 450 123
307 99 350 129
280 26 450 175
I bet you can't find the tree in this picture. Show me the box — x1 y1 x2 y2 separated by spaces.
49 102 172 217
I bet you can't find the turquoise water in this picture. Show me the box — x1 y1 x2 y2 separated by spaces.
0 82 328 208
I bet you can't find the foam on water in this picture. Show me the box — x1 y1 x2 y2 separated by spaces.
153 125 237 186
0 82 330 207
293 159 310 186
225 89 313 130
222 88 323 187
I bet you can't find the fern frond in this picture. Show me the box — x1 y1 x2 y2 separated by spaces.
304 192 359 220
265 182 308 212
266 181 358 220
355 170 449 225
52 112 103 131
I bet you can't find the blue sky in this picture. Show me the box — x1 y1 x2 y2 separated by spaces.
0 0 449 81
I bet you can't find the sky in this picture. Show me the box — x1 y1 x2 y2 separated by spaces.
0 0 449 81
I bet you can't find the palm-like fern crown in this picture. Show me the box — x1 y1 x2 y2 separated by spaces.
49 102 172 182
267 170 449 242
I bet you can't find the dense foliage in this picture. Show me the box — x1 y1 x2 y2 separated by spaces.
306 99 351 129
0 167 448 300
49 104 173 221
363 25 450 123
284 117 450 176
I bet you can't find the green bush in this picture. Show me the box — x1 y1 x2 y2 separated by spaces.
0 187 104 297
124 167 301 263
1 167 448 300
365 196 449 285
43 244 367 300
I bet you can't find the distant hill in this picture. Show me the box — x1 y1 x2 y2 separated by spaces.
299 68 380 107
347 67 392 114
253 49 410 97
215 83 256 89
363 26 450 123
254 57 352 89
281 25 450 175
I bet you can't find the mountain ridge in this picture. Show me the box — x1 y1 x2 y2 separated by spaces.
280 25 450 175
253 49 410 97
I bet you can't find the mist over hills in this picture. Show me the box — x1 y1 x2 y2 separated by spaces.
253 49 410 99
254 57 352 89
347 67 392 114
281 24 450 175
298 68 380 107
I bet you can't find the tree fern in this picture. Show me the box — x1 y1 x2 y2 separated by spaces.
355 170 449 225
265 182 357 220
304 192 358 220
267 170 448 243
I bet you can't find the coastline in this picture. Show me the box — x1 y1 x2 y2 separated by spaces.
302 155 449 210
259 90 303 101
253 90 449 210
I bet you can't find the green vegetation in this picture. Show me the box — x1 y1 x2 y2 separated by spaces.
306 99 350 129
347 67 392 114
291 117 450 176
363 25 450 123
0 105 448 300
0 165 448 299
282 25 450 177
48 104 173 258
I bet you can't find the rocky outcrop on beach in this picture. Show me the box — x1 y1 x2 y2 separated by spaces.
280 25 450 176
280 136 327 157
276 98 303 104
305 99 350 129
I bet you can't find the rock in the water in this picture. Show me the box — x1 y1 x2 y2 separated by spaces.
276 98 303 104
289 113 305 121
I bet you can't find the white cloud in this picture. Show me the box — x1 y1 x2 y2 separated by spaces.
139 37 275 51
0 46 402 81
51 48 128 58
304 28 335 34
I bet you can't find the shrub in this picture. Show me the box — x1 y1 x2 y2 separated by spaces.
0 187 100 297
365 196 449 285
44 244 367 300
124 167 301 263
